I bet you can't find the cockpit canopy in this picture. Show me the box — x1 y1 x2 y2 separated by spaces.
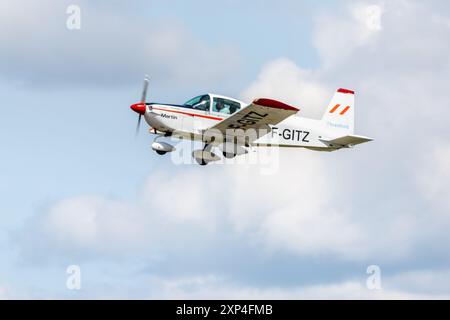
184 94 210 111
183 94 243 115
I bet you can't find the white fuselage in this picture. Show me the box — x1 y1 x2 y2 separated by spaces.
144 94 335 151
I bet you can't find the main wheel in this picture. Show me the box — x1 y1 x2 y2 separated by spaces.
156 150 167 155
223 151 236 159
195 157 208 166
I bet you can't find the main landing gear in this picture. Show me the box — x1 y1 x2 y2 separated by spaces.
192 143 220 166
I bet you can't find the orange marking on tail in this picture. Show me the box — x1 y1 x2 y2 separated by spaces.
329 104 340 113
340 106 350 115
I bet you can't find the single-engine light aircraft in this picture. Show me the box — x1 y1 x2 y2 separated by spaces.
130 77 372 165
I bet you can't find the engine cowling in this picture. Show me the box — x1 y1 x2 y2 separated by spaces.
151 141 175 153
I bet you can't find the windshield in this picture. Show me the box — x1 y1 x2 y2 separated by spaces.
184 95 210 111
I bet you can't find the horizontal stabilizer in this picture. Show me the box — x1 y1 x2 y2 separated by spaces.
321 135 373 148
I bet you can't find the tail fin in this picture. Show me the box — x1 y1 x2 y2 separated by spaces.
321 88 355 134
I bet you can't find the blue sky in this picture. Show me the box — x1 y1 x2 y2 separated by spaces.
1 0 450 298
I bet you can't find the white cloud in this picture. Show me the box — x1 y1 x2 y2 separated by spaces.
388 269 450 296
42 196 146 251
140 170 226 229
19 151 371 262
225 151 367 259
18 168 231 262
416 143 450 211
233 0 450 262
20 1 450 265
145 269 450 299
0 286 8 299
19 196 150 261
18 149 421 264
433 14 450 29
353 4 384 32
240 58 330 119
0 0 240 87
0 283 17 299
313 2 384 67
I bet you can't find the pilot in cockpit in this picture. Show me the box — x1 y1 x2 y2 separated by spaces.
216 101 223 112
216 101 230 114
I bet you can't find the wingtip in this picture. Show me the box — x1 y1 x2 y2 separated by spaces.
253 98 299 111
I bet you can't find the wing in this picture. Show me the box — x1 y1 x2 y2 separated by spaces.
205 98 299 145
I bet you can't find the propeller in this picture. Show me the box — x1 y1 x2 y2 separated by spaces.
131 76 150 137
141 76 149 103
135 114 142 138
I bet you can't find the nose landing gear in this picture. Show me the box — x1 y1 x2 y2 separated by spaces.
151 135 175 155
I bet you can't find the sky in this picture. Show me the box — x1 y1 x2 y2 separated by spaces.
1 0 450 299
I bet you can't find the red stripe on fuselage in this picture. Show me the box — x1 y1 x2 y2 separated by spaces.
152 107 224 121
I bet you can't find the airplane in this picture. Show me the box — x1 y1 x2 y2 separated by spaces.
130 77 372 165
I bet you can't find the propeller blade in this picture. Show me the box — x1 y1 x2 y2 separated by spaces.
135 76 149 138
135 114 142 137
140 76 149 103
